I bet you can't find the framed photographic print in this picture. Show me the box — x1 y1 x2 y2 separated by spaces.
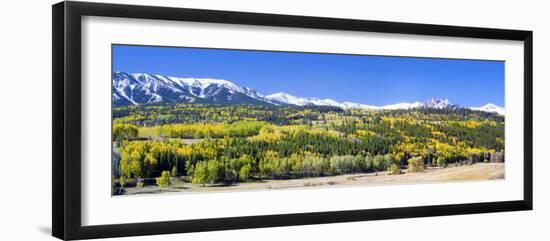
52 1 533 240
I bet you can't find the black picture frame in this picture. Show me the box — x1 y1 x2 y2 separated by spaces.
52 1 533 240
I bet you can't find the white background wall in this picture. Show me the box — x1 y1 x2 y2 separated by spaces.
0 0 547 240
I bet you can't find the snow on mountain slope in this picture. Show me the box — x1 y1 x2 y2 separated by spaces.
267 92 426 110
265 92 309 106
113 72 504 115
339 101 379 109
265 92 340 107
165 76 264 99
112 72 273 106
379 102 423 110
470 103 505 115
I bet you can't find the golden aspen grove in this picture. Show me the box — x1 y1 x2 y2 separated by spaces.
111 103 504 195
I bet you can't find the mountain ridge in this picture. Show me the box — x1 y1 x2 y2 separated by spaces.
112 72 504 115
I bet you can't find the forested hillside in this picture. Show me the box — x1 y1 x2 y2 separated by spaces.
112 104 504 193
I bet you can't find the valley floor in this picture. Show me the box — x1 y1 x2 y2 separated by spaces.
118 162 504 196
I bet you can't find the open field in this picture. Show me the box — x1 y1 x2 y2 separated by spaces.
118 162 504 196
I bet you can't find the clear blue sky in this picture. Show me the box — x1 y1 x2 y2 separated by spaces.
113 44 504 107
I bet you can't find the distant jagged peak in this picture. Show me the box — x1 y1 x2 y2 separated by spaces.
424 97 451 109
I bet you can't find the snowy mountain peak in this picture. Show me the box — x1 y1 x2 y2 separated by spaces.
424 97 451 109
266 92 293 100
381 101 423 110
470 103 505 115
480 103 500 109
266 92 304 105
265 92 340 107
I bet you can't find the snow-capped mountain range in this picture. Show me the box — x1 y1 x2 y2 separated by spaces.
112 72 504 115
470 103 505 115
112 72 274 106
265 92 425 110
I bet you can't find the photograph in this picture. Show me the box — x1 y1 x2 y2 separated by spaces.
111 44 505 196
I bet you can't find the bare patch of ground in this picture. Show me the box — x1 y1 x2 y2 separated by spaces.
119 163 504 196
176 138 204 145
